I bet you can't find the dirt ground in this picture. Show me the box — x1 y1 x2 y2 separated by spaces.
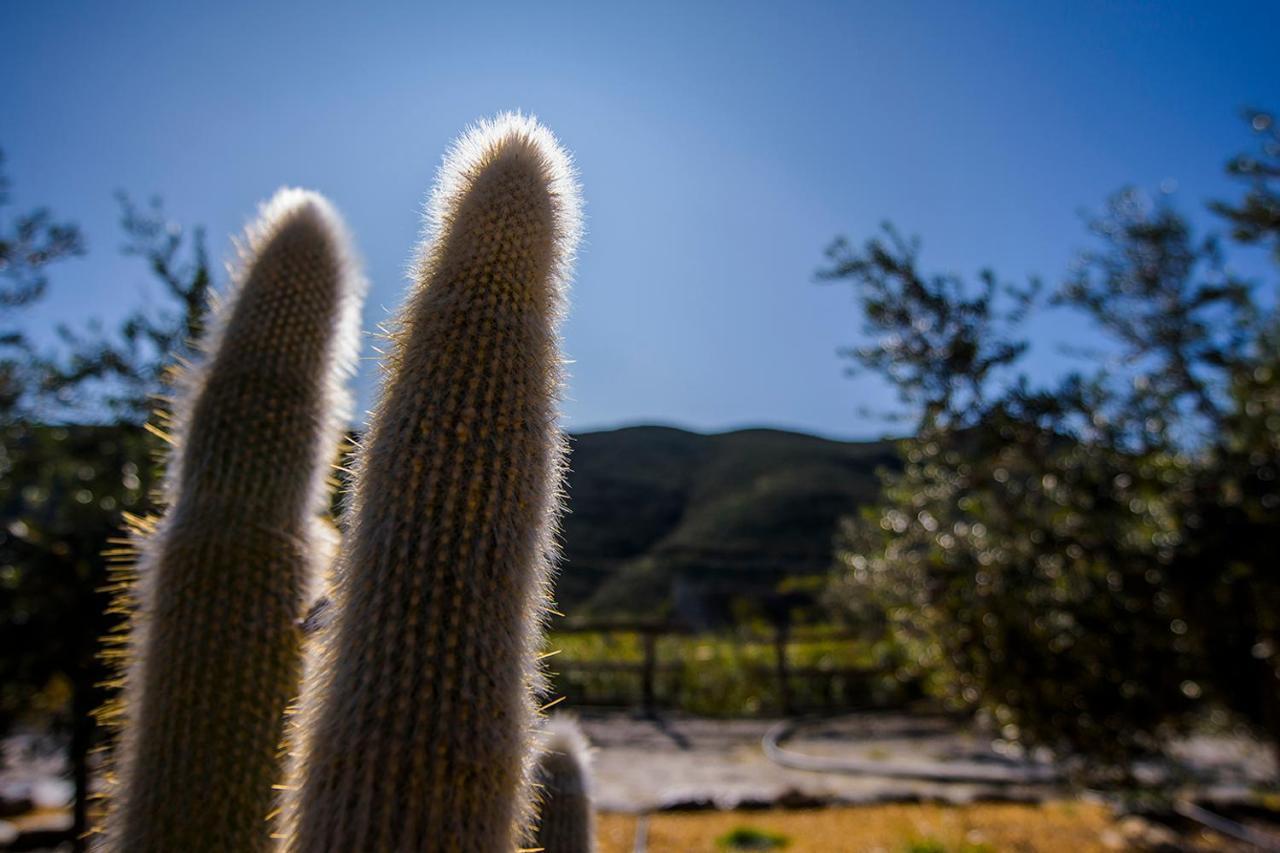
594 801 1251 852
575 710 1274 813
2 711 1277 850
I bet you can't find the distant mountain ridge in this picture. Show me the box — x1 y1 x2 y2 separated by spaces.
558 425 899 624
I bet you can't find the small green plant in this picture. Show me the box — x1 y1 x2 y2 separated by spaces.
903 843 947 853
716 825 791 851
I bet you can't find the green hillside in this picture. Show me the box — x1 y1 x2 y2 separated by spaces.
7 423 891 630
558 425 899 624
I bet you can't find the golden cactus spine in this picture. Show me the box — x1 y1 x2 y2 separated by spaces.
280 113 581 852
99 190 364 852
532 717 596 853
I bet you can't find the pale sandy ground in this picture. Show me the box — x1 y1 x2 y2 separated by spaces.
1 711 1275 849
574 711 1275 813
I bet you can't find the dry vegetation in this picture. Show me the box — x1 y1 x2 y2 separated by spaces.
594 801 1237 852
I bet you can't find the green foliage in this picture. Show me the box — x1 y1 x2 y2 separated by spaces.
716 825 791 850
547 630 904 715
0 424 156 732
0 149 85 418
834 419 1201 764
1056 188 1254 445
1213 110 1280 262
902 842 948 853
819 224 1038 428
46 193 213 422
824 111 1280 772
1170 317 1280 740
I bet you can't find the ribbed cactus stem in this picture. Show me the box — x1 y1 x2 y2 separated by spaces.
281 114 581 852
532 717 596 853
100 190 363 852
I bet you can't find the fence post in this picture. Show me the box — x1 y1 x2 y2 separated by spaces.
773 618 793 715
640 627 658 715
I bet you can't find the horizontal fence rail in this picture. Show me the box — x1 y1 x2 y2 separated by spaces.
544 621 917 716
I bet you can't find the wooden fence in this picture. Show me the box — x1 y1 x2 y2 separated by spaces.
546 621 915 716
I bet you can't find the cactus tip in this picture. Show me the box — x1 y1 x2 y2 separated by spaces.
538 715 593 793
417 111 582 292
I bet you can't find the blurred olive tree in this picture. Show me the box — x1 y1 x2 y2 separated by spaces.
0 154 210 846
823 111 1280 775
0 149 85 419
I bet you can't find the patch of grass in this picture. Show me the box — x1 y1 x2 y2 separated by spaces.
903 842 948 853
716 825 791 850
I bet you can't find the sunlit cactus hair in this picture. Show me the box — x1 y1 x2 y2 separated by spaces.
530 716 596 853
279 112 582 852
97 189 364 852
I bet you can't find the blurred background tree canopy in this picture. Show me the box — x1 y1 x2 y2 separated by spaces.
823 110 1280 775
0 152 210 845
0 150 85 420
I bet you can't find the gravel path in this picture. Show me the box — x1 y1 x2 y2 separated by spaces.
1 712 1274 831
575 710 1276 813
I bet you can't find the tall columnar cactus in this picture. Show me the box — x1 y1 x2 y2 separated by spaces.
531 717 596 853
99 190 364 852
280 113 581 852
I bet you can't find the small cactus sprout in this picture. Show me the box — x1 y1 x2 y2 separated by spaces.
100 190 364 852
281 114 581 852
532 716 596 853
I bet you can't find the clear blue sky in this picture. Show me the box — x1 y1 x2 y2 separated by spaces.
3 1 1277 439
